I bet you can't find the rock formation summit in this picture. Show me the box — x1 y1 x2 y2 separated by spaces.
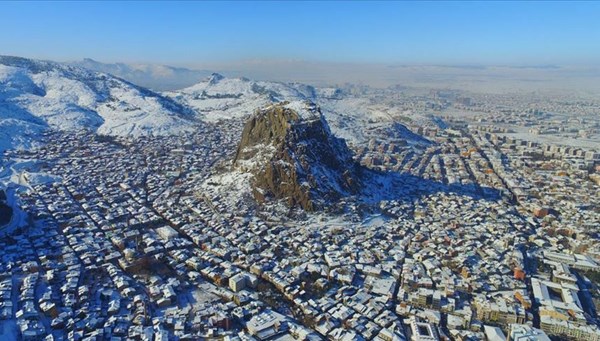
234 101 362 211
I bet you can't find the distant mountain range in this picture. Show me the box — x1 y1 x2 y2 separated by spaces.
0 55 431 153
69 58 213 91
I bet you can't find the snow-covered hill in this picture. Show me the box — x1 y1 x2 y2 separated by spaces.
164 73 315 122
0 56 199 151
166 74 430 146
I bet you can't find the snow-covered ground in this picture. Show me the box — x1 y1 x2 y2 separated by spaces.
201 170 255 209
0 159 61 235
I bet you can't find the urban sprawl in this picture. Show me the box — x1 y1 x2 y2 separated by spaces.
1 90 600 341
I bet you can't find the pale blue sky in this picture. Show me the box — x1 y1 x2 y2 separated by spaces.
1 1 599 65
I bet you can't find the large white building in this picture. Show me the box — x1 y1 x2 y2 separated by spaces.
508 324 551 341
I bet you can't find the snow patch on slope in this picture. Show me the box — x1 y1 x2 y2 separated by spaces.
201 171 255 210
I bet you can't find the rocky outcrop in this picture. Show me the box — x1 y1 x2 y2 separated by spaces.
234 101 362 211
0 190 12 227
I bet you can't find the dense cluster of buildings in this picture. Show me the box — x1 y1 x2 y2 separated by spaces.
0 93 599 340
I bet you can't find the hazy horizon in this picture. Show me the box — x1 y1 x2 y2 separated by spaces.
183 59 600 92
2 1 600 93
54 56 600 93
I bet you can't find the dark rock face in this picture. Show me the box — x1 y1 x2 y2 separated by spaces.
0 190 12 227
234 101 362 211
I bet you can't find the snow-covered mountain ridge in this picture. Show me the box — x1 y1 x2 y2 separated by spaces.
0 55 200 152
164 73 319 122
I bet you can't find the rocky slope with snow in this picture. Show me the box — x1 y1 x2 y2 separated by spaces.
233 101 363 211
0 55 199 151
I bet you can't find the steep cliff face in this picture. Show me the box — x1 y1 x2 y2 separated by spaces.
0 190 12 227
234 101 362 211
